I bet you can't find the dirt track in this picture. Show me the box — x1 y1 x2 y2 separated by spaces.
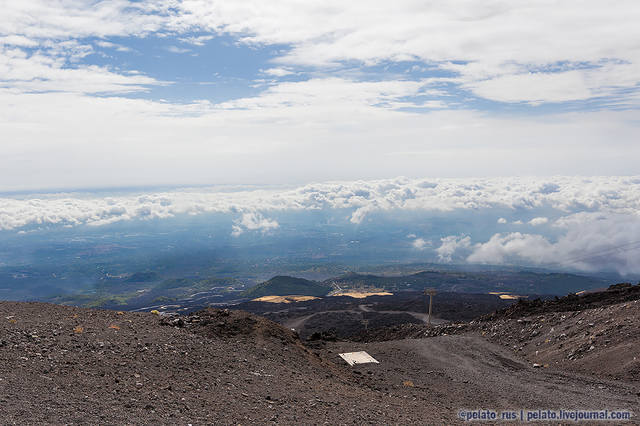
282 304 446 333
1 301 638 424
321 336 639 415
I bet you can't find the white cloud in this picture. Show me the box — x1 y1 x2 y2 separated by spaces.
173 1 640 104
173 1 640 65
463 63 640 104
0 46 160 94
95 40 132 53
231 211 279 236
444 213 640 274
166 45 191 54
262 68 295 77
436 235 471 263
178 35 214 46
529 217 549 226
0 1 167 41
0 2 167 96
412 238 430 250
497 217 507 224
349 204 377 225
2 176 640 232
0 35 38 47
467 232 554 265
216 77 430 110
3 83 640 191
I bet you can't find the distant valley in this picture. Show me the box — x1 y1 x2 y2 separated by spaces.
40 267 609 316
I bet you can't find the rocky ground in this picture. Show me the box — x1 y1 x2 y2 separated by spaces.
476 298 640 382
318 336 639 419
1 303 430 424
355 283 640 383
1 285 639 424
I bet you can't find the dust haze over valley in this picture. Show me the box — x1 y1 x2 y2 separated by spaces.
2 0 640 424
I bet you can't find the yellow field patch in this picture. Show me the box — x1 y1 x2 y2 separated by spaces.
252 295 320 303
488 292 526 300
332 291 393 299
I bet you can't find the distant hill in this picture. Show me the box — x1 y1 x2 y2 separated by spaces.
242 276 332 298
50 276 245 310
328 270 608 295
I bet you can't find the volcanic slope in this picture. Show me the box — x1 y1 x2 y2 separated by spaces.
355 284 640 382
473 284 640 382
1 301 638 424
241 276 332 298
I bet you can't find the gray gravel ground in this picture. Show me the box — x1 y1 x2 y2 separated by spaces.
1 302 638 424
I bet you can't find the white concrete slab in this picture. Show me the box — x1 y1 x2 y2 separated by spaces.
338 351 379 366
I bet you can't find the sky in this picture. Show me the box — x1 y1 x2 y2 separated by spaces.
1 1 640 191
1 2 640 275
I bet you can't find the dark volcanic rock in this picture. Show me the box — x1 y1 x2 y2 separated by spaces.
481 282 640 320
163 307 299 344
300 310 423 340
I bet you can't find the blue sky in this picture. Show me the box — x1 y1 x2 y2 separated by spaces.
1 1 640 191
1 2 640 273
53 31 640 113
85 34 285 103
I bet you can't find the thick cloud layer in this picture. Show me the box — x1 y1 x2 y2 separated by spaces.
457 212 640 275
2 176 640 274
2 176 639 232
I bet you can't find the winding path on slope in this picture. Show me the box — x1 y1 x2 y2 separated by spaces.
282 303 446 331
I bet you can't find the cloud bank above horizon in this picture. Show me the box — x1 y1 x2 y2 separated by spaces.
2 176 640 275
1 1 640 189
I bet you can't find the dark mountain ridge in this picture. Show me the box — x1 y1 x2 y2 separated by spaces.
327 269 606 295
241 275 333 298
